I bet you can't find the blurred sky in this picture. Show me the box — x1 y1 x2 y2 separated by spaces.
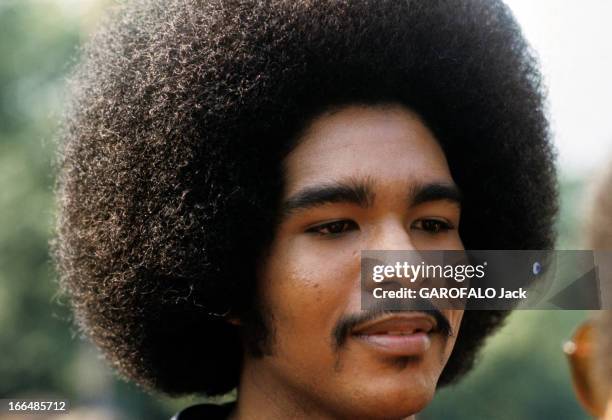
48 0 612 178
505 0 612 177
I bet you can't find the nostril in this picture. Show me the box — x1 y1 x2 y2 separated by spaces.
380 280 404 290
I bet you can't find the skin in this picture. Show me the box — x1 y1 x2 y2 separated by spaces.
231 104 464 420
605 400 612 420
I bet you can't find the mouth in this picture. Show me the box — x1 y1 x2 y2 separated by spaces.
351 313 436 356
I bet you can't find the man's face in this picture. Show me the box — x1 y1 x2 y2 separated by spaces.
252 104 464 418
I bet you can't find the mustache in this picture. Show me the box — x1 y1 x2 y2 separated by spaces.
331 299 453 350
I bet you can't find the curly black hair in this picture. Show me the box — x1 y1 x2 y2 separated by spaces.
55 0 558 397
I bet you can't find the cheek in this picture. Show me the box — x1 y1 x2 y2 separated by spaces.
259 236 361 340
411 231 464 251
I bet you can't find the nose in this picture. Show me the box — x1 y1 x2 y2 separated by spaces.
366 218 415 251
361 218 423 294
360 220 440 313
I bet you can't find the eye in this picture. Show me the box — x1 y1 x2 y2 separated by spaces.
305 220 358 236
412 219 453 234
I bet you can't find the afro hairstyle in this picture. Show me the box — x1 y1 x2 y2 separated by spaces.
55 0 558 396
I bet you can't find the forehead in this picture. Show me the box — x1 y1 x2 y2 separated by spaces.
284 104 453 195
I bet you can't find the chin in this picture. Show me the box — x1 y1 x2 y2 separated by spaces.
349 398 432 420
348 376 436 419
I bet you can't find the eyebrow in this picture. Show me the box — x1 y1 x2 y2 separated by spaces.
410 182 462 208
282 179 462 216
282 180 375 215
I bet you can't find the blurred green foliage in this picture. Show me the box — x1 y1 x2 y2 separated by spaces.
0 0 80 396
0 1 594 419
0 1 181 418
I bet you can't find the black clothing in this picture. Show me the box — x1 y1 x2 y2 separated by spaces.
171 402 236 420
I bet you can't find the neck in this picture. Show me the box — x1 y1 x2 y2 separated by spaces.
229 357 416 420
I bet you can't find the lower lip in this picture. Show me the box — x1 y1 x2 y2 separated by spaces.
354 332 432 356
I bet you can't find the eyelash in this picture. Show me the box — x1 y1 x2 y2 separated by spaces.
305 219 453 236
305 220 358 236
411 219 453 234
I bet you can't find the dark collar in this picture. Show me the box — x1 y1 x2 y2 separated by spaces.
171 402 236 420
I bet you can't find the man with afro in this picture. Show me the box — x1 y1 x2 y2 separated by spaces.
55 0 558 418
